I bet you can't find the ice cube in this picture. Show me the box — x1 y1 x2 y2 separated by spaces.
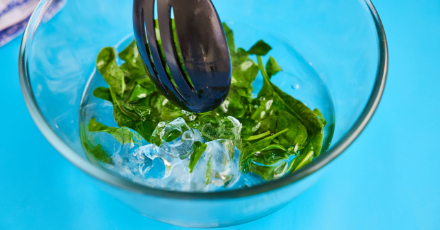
192 129 204 143
94 116 246 192
161 130 195 159
161 158 191 191
138 144 178 178
151 117 205 159
151 117 191 146
190 140 241 191
105 139 180 185
199 116 242 148
104 141 153 181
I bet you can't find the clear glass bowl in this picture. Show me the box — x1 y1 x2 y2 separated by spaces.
19 0 387 227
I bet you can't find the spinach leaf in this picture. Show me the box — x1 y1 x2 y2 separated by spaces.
113 103 137 128
93 87 112 103
222 22 235 55
302 130 324 157
166 130 183 142
232 60 259 97
136 76 157 89
262 144 287 151
88 118 135 144
189 141 208 173
234 48 249 69
248 40 272 56
266 56 282 79
236 117 260 139
246 149 289 181
276 110 308 148
118 41 148 79
206 156 213 185
255 55 323 134
271 85 323 133
128 84 155 103
313 108 327 127
246 131 271 141
135 120 157 143
198 116 240 142
87 23 329 182
82 142 112 164
289 150 314 173
241 128 289 161
96 47 126 96
216 87 249 117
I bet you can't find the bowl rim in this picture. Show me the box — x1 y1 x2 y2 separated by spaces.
19 0 388 200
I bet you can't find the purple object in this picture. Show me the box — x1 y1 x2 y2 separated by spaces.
0 0 66 47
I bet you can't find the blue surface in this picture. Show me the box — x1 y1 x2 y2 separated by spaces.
1 0 440 229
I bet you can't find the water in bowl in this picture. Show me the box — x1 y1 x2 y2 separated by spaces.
79 24 335 192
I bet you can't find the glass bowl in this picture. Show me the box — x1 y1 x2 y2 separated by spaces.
19 0 387 227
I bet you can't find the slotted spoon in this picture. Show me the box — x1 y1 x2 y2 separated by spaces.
133 0 232 113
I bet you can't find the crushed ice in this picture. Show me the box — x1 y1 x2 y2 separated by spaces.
99 117 260 192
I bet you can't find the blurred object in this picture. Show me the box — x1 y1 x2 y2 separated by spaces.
0 0 66 47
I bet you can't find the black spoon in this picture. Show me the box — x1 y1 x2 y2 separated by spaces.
133 0 231 113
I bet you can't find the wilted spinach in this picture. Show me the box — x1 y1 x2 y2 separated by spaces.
86 22 327 181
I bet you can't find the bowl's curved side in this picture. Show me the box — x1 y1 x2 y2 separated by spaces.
19 0 387 200
288 0 389 188
93 164 327 227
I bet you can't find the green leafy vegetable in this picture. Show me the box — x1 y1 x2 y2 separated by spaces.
128 84 154 103
276 111 307 148
246 149 289 181
301 131 324 158
222 22 235 55
246 131 271 141
262 144 287 151
83 143 112 164
248 40 272 56
93 87 112 102
266 56 283 79
118 41 148 79
254 115 278 134
255 55 323 134
241 128 289 162
271 84 323 133
232 60 260 96
289 150 314 173
206 156 213 185
96 47 125 96
236 117 260 139
234 48 249 69
85 23 329 183
313 108 327 127
189 141 208 173
88 118 135 144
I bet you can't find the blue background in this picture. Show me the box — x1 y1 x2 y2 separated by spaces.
1 0 439 229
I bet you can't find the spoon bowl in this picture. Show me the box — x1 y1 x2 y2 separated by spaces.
133 0 231 113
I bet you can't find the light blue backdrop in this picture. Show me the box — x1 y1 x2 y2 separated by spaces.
1 0 439 229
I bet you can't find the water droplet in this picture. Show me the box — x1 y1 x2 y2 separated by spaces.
189 115 197 121
292 84 299 90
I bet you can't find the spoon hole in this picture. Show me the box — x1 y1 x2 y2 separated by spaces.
154 1 186 102
155 19 183 98
170 7 195 91
142 10 157 76
141 7 167 93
